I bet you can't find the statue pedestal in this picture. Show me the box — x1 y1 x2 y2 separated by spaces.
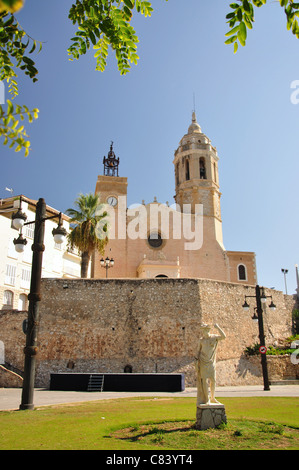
195 403 227 430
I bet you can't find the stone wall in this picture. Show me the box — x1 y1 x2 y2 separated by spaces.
0 278 297 388
0 365 23 388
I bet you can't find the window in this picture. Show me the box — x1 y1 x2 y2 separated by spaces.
3 290 13 307
18 294 27 311
238 264 247 281
185 159 190 181
5 264 16 286
21 268 31 289
200 157 206 179
148 232 163 248
176 163 180 186
25 223 34 239
23 241 33 264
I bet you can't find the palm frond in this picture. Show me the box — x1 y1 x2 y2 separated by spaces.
66 192 108 256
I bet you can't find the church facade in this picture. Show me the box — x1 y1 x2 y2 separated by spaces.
93 113 257 285
1 114 298 390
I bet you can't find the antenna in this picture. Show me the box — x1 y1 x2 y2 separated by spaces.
193 93 196 113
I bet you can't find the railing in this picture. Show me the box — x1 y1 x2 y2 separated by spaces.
1 362 24 380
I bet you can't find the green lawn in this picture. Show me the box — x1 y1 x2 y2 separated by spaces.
0 397 298 450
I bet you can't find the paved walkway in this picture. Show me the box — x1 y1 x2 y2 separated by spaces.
1 385 298 411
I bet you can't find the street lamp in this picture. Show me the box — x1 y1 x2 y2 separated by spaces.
242 285 276 391
281 268 288 295
12 198 67 410
100 256 114 278
12 207 27 230
13 232 27 253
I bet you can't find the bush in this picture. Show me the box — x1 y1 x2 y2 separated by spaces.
244 335 299 356
244 343 260 356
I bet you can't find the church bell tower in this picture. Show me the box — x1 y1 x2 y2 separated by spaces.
103 141 120 177
95 141 128 208
173 112 224 249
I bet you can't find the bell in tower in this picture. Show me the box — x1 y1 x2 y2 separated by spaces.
103 141 120 177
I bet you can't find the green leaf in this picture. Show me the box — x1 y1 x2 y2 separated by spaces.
124 0 134 8
225 25 240 37
226 12 235 19
7 99 13 114
225 35 237 44
243 0 251 12
239 21 247 42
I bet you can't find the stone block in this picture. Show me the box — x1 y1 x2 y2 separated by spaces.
195 404 227 430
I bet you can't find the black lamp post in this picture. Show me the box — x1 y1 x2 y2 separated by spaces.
281 268 288 295
242 285 276 391
100 256 114 278
12 198 67 410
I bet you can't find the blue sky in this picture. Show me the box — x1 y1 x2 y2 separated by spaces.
1 0 298 295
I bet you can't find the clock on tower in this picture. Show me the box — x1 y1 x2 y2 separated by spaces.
95 141 128 208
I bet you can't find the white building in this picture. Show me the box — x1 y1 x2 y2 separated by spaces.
0 195 82 311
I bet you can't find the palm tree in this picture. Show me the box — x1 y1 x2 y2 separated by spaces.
66 193 108 278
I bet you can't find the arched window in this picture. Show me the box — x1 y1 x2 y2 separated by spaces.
238 264 247 281
124 365 133 373
3 290 13 308
185 159 190 181
18 294 27 311
199 157 206 179
176 163 180 186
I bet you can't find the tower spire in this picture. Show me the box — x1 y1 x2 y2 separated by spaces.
103 141 120 177
188 109 201 134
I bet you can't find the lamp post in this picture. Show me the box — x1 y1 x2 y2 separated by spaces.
242 285 276 391
100 256 114 278
12 198 67 410
281 268 288 295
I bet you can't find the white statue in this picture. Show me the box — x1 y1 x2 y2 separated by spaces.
195 323 226 405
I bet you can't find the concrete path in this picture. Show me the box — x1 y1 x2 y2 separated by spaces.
1 385 298 411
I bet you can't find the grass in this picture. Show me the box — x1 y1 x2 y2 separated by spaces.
111 419 297 450
0 397 298 450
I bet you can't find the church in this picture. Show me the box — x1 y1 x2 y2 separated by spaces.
1 114 296 390
92 112 257 285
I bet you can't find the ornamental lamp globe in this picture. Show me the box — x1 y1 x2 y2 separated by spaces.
13 233 27 253
52 224 67 244
12 209 27 230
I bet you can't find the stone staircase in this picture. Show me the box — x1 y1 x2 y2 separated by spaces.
87 374 104 392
